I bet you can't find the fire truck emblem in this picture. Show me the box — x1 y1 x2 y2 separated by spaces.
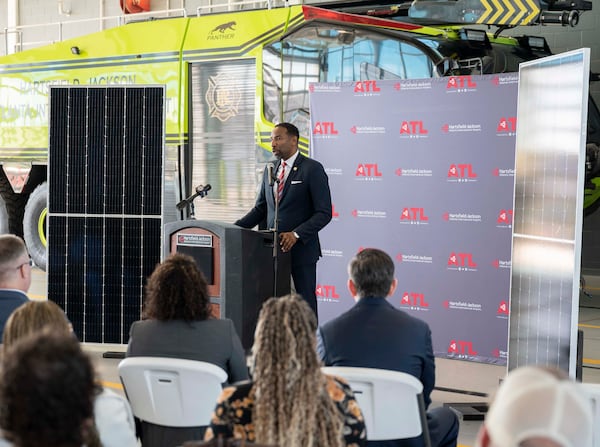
205 73 240 122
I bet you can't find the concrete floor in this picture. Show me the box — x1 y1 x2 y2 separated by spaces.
27 268 600 447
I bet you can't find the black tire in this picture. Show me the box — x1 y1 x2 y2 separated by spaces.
0 194 8 234
23 182 48 271
0 174 27 237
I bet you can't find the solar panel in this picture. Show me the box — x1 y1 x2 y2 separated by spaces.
509 49 590 375
48 86 164 344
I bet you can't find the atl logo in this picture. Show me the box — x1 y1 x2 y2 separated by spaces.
497 209 513 224
355 164 382 177
447 76 476 89
448 164 477 178
400 121 428 134
497 300 509 315
448 252 477 267
313 121 339 135
354 80 381 93
316 284 339 299
332 204 339 218
448 340 478 355
400 207 428 221
497 117 517 132
401 292 429 308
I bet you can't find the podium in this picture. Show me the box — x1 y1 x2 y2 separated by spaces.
163 220 291 349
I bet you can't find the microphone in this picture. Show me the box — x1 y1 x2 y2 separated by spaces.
176 184 212 211
195 184 212 195
267 163 275 186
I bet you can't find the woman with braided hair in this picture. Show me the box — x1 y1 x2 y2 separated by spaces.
205 294 366 446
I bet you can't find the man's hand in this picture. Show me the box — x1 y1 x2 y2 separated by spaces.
279 232 298 252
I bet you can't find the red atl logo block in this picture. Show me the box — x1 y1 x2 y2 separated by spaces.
332 204 339 218
447 76 477 89
313 121 339 135
354 80 381 93
448 164 477 178
316 284 339 299
448 340 478 355
448 252 477 267
497 117 517 132
355 163 383 177
401 292 429 307
497 300 509 315
497 209 513 224
400 121 428 134
400 207 428 221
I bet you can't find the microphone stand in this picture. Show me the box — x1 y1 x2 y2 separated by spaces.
272 178 281 298
177 188 210 219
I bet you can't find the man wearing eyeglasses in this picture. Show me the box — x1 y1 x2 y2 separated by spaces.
0 234 32 339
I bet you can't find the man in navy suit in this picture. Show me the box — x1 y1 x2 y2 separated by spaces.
236 122 332 318
317 248 459 447
0 234 31 339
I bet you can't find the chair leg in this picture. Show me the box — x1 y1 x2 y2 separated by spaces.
417 394 433 447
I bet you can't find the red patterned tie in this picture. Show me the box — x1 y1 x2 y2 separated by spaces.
277 161 286 201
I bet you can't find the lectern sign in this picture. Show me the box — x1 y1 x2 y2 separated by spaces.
177 234 214 248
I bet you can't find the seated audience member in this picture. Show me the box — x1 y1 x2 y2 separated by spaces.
2 300 138 447
205 294 366 447
0 330 100 447
317 248 459 447
0 235 31 339
475 365 593 447
126 253 249 446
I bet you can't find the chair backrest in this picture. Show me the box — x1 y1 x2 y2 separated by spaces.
118 357 228 428
322 366 431 446
580 383 600 447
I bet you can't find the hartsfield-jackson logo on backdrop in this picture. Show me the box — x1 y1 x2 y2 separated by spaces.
325 167 343 176
313 121 339 139
399 207 429 225
350 125 386 135
447 163 477 182
309 83 343 93
395 167 433 177
355 163 383 180
447 252 478 271
496 209 513 228
351 209 387 219
400 292 429 311
497 300 509 317
441 123 482 133
393 80 432 91
399 120 428 139
446 75 477 92
492 348 508 360
442 212 482 223
316 284 340 302
492 167 515 177
443 300 482 311
497 117 517 136
491 74 519 86
492 259 511 269
322 248 343 258
447 339 478 358
396 253 433 264
354 80 381 96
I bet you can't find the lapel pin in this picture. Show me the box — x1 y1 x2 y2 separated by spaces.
293 167 298 171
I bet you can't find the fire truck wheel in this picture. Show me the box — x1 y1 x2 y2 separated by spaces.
23 182 48 271
0 194 8 234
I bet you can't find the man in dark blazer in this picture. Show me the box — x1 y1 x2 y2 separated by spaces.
0 234 31 339
236 122 332 317
317 248 459 447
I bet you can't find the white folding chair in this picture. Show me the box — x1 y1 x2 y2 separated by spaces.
118 357 227 428
322 366 432 447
